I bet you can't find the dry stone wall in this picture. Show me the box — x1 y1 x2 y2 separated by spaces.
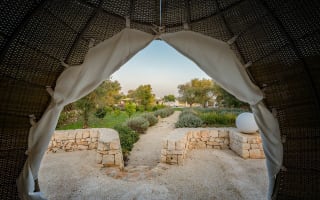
48 128 124 169
229 129 265 159
161 128 230 165
161 128 264 165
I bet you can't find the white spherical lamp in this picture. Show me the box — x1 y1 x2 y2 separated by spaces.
236 112 259 133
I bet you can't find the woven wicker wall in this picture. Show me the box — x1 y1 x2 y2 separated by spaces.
0 0 319 199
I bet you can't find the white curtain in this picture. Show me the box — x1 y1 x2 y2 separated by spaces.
17 28 154 200
17 28 282 200
160 31 283 199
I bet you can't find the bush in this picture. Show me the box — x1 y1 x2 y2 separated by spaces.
180 109 197 117
154 108 174 118
125 102 136 117
175 113 203 128
94 108 107 119
114 124 139 157
199 112 236 126
141 113 158 126
125 116 150 134
57 110 81 127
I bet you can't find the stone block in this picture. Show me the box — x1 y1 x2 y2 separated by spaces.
224 139 229 145
218 130 228 138
250 144 259 149
77 141 88 146
167 155 178 164
200 130 209 138
115 154 123 165
161 149 167 156
176 141 185 150
88 143 97 150
78 145 88 150
214 138 223 143
102 155 115 166
83 130 90 138
193 131 201 138
168 150 184 155
208 130 218 137
96 153 103 164
76 131 82 139
108 150 119 155
177 155 184 165
168 140 175 150
206 145 213 149
249 149 262 159
242 143 250 150
161 155 167 163
54 132 68 141
110 142 120 150
248 138 257 144
67 131 76 139
162 140 168 149
195 141 206 149
90 130 99 138
200 137 209 142
241 150 249 158
213 146 221 149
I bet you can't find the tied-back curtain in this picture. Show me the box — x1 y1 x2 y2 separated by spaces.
160 31 283 199
17 28 154 200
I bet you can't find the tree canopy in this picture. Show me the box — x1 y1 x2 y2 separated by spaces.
178 78 215 107
127 84 155 110
212 83 249 109
163 94 176 102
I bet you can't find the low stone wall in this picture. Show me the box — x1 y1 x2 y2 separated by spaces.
48 128 124 169
161 128 229 165
229 129 265 159
161 128 264 165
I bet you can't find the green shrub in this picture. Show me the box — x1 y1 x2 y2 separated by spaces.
136 105 145 112
199 112 236 126
141 113 158 126
114 124 139 157
57 110 81 127
94 108 107 119
125 116 150 134
154 108 174 118
180 109 197 117
175 113 203 128
152 104 166 111
125 102 136 117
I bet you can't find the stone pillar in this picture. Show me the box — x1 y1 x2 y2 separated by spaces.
96 128 124 170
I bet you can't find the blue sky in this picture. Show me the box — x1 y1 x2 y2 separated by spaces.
111 40 211 98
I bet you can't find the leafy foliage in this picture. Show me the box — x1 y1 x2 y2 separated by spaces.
127 84 155 110
198 112 236 126
125 116 150 134
75 79 122 128
141 113 158 126
212 83 249 109
125 102 136 117
178 78 215 107
94 108 107 119
175 113 203 128
154 108 174 118
163 94 176 102
114 124 139 157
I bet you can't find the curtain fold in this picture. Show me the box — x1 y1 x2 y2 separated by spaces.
17 28 282 200
17 28 154 200
160 31 283 199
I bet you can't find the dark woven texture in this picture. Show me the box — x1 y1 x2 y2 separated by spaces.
0 0 319 199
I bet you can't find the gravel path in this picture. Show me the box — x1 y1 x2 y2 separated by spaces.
127 111 180 167
39 111 268 200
